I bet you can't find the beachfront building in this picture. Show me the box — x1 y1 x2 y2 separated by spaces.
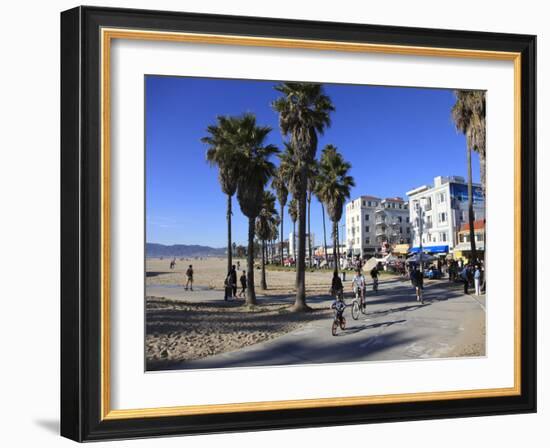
288 232 315 258
406 175 485 255
345 195 411 258
454 219 485 262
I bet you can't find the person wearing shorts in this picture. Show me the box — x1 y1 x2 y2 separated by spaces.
185 264 194 291
410 265 423 303
238 271 247 298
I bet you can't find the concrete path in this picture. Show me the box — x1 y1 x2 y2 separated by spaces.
148 278 486 370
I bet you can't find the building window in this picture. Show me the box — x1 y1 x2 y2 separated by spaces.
398 216 402 223
476 234 484 242
425 197 432 211
440 232 447 242
365 214 369 221
407 227 410 234
365 226 370 232
400 227 403 234
439 212 447 223
363 200 365 206
406 217 410 223
365 237 370 244
438 192 446 204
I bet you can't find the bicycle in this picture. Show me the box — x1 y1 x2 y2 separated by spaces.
351 286 367 320
330 289 347 336
331 305 347 336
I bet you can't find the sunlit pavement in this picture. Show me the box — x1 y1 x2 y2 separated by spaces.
148 278 486 371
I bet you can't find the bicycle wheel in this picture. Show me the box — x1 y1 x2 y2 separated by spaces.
331 320 338 336
340 316 346 330
351 301 359 320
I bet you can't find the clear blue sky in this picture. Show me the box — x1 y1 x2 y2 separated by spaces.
145 75 481 247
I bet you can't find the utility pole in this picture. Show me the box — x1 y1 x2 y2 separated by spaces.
417 198 425 274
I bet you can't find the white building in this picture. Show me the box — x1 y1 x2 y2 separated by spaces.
345 195 411 258
288 232 315 257
406 175 485 254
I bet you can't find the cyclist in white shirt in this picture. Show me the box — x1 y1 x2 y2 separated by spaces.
352 269 366 304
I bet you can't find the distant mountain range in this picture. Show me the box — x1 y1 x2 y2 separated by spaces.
146 243 226 258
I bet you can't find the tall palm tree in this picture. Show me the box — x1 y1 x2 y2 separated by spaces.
271 168 288 266
256 191 279 290
231 114 278 305
316 145 355 275
306 161 319 268
452 90 485 263
288 197 298 266
202 116 242 275
272 83 334 311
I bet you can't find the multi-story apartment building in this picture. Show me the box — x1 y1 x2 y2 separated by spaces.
406 175 484 253
345 195 410 258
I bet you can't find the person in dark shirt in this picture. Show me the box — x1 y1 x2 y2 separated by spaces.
224 265 238 300
331 271 344 298
237 271 247 299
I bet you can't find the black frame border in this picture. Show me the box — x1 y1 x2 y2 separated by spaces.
61 6 536 442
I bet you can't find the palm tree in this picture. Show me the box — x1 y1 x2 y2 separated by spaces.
271 168 288 266
288 197 298 266
307 161 319 268
231 113 278 305
272 83 334 311
316 145 355 275
452 90 485 263
202 116 243 275
256 191 279 290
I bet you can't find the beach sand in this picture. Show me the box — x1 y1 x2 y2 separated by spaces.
146 256 337 295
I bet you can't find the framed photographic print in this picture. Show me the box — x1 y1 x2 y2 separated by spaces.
60 6 537 442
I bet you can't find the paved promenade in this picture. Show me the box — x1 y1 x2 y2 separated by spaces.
147 278 486 370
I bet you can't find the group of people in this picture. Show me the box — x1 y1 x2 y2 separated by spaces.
223 265 248 300
459 263 483 296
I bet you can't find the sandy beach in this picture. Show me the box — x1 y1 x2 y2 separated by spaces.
146 256 339 295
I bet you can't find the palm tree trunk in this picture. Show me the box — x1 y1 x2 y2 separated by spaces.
293 173 310 311
279 205 284 265
307 195 312 268
467 146 478 263
292 220 296 266
321 203 328 268
246 217 257 305
261 239 267 289
480 153 486 199
332 220 339 275
227 194 232 276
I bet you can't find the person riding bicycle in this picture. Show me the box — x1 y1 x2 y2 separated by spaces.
370 265 379 293
352 268 366 303
330 292 346 321
331 271 344 298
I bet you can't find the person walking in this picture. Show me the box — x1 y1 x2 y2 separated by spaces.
224 265 238 300
410 265 424 303
238 270 247 298
460 265 470 294
185 264 194 291
474 264 481 296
